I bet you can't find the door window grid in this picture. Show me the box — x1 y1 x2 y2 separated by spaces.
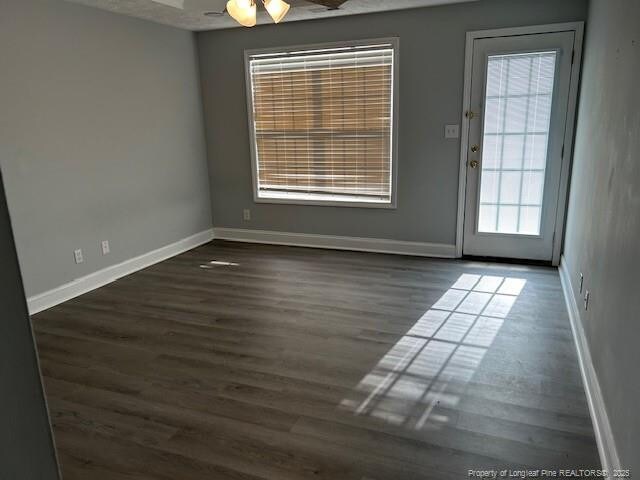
477 51 557 235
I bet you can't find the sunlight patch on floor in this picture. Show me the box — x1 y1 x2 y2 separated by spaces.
199 259 240 268
340 273 526 430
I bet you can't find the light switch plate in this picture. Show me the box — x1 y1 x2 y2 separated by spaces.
445 124 460 139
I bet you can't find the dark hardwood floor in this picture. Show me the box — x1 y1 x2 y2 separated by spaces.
32 240 600 479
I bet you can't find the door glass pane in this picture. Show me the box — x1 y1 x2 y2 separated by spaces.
477 51 557 235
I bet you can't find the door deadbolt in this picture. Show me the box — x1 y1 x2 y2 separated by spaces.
469 160 479 169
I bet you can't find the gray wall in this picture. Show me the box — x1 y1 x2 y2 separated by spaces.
197 0 587 245
0 171 60 479
563 0 640 471
0 0 212 298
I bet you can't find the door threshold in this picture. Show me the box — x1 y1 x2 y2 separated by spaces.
462 255 553 267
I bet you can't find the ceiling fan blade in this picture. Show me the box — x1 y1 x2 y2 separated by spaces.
306 0 349 9
148 0 227 13
183 0 228 13
148 0 186 9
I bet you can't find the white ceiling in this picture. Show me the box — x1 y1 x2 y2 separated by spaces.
65 0 478 31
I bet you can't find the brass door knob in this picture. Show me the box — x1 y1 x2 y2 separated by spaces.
471 144 480 153
469 160 479 169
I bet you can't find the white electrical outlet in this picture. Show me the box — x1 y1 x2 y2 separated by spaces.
584 290 590 310
444 124 460 139
101 240 110 255
74 248 84 264
579 273 584 293
243 209 251 221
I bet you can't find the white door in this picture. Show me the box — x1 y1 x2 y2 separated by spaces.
462 31 575 261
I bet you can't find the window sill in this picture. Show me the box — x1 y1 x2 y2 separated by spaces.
255 191 396 209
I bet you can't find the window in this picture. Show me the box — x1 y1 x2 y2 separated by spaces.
245 39 398 207
477 51 557 235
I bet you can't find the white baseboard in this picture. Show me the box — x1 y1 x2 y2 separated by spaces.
27 227 450 315
212 227 456 258
559 256 620 474
27 229 214 315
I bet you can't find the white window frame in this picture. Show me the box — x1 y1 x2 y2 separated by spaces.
244 38 400 209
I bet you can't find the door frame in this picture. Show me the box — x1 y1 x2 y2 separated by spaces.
455 22 584 265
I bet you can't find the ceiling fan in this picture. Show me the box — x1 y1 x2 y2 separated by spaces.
150 0 349 27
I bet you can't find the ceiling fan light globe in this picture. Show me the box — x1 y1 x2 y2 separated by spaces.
226 0 256 26
264 0 290 23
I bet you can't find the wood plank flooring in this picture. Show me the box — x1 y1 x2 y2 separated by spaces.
32 241 600 479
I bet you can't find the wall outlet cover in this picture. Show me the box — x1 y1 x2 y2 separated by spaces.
74 249 84 264
445 124 460 139
101 240 110 255
579 272 584 293
584 290 590 310
243 209 251 221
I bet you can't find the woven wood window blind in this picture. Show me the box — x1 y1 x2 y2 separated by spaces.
247 42 395 204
